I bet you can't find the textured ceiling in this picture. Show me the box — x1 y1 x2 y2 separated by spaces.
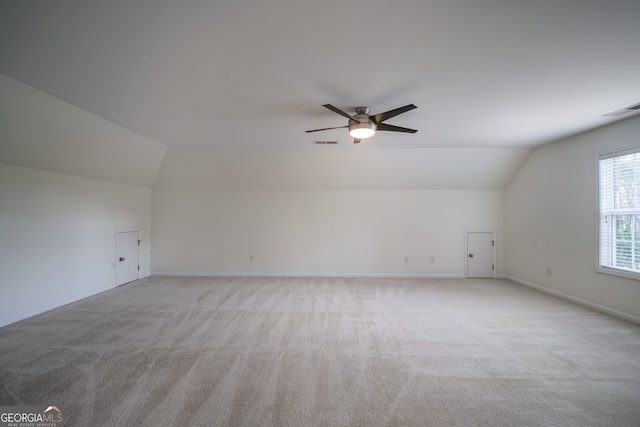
1 0 639 188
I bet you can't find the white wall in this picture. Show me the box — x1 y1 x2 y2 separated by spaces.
0 163 152 327
506 114 640 321
152 189 505 277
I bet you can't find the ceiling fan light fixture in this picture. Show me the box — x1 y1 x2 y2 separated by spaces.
349 121 376 139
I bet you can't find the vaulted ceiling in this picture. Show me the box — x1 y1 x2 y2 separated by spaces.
1 0 639 189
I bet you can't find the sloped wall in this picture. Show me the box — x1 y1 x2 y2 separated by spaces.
154 147 531 190
0 73 166 187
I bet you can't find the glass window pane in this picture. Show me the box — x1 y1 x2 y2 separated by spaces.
616 242 632 268
616 215 632 240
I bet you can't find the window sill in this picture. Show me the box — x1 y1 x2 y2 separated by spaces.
596 266 640 281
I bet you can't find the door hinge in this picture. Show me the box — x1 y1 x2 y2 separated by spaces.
138 240 141 246
138 265 140 270
492 264 495 270
492 240 495 247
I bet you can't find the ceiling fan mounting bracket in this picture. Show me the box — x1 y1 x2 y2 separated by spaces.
355 106 370 115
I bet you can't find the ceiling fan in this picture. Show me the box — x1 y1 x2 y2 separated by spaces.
306 104 417 144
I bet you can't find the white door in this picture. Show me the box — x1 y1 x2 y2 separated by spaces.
116 230 139 286
466 231 494 278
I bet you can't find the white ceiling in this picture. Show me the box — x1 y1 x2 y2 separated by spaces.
1 0 639 188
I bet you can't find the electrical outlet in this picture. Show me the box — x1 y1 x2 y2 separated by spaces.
546 267 552 276
249 255 254 262
404 256 409 263
430 257 435 264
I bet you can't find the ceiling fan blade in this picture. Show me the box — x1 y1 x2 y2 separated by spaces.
370 104 417 124
353 138 361 144
376 123 418 133
305 125 349 133
323 104 358 121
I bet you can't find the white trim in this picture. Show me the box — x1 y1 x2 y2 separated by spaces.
151 272 466 279
597 143 640 161
506 275 640 325
464 229 496 279
594 149 602 279
596 265 640 280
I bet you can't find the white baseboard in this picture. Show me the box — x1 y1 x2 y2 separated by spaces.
506 275 640 325
151 271 466 279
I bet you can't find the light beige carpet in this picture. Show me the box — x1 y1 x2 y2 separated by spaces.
1 277 639 426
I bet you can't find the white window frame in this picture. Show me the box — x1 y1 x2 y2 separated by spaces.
596 144 640 280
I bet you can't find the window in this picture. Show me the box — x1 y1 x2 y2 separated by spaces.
598 145 640 279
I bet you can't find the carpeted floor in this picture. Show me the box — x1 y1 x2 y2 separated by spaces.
1 276 639 426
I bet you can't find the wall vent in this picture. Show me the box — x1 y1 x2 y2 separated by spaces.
313 140 338 145
603 102 640 118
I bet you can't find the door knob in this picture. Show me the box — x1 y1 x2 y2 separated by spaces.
119 257 125 261
468 254 474 258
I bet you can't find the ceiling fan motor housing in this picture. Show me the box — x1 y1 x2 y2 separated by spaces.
349 106 376 136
